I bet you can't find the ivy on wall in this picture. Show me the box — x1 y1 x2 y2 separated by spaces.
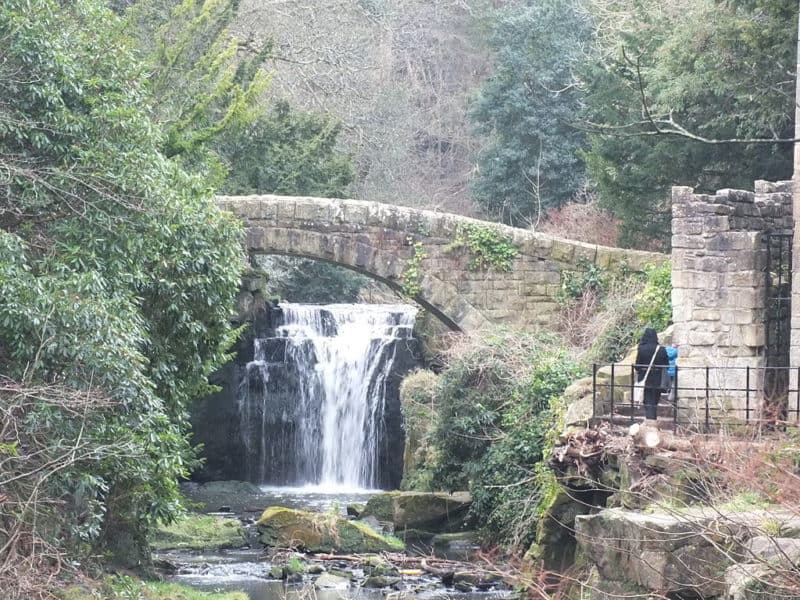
400 238 427 297
450 224 519 272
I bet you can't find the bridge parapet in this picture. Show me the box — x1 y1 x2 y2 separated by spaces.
217 194 665 331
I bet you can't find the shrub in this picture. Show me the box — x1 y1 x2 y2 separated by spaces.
555 261 672 364
425 330 583 550
634 262 672 334
399 370 440 491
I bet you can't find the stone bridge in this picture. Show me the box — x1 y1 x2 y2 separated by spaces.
216 195 664 331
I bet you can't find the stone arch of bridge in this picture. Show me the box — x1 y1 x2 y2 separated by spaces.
218 194 664 333
247 241 485 332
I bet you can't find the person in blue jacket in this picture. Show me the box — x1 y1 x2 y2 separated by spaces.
665 344 679 400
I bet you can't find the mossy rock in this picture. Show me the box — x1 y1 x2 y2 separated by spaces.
256 506 404 553
361 491 471 533
151 514 246 551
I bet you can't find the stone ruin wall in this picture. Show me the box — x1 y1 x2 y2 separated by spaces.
671 180 793 421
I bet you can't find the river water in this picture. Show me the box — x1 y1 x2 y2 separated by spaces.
163 486 509 600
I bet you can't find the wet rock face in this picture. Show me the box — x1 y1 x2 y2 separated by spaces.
361 491 472 534
189 280 275 483
190 289 419 487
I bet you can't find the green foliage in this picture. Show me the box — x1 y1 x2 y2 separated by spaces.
558 259 609 301
470 0 590 224
427 331 583 550
401 239 427 298
263 257 369 304
219 100 354 198
451 224 519 272
554 259 672 363
227 97 361 304
0 0 244 578
634 263 672 333
124 0 270 180
581 0 796 248
399 370 440 491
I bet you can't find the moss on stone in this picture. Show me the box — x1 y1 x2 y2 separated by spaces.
257 506 404 553
61 580 248 600
150 514 246 551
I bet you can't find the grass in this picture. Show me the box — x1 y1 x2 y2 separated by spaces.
61 578 248 599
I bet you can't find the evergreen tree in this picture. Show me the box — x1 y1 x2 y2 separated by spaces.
470 0 591 225
581 0 796 248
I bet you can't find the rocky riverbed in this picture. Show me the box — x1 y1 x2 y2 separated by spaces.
154 482 513 600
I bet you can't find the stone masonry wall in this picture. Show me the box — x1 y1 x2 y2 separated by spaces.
671 181 793 421
217 195 665 332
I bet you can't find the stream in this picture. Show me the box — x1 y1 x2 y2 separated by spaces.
159 486 513 600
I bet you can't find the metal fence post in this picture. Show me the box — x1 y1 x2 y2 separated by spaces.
746 366 751 424
705 366 710 433
673 365 678 430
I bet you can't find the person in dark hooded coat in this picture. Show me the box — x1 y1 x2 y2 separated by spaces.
634 327 669 421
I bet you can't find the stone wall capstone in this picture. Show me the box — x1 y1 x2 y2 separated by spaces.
217 194 665 331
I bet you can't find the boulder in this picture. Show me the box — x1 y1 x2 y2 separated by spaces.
257 506 404 553
747 535 800 566
346 503 365 518
431 531 479 560
360 491 471 533
575 508 744 597
314 573 351 590
362 575 401 588
724 561 799 600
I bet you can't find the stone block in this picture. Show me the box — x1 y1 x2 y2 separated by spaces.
672 218 704 236
672 270 719 289
720 309 756 325
671 186 696 204
277 200 296 221
692 309 720 321
694 289 723 308
688 331 718 346
741 325 765 347
550 240 576 262
734 288 765 310
724 271 761 287
246 226 266 251
706 232 759 252
702 216 730 232
672 235 705 250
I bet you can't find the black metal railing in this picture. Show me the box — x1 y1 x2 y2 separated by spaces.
591 364 800 432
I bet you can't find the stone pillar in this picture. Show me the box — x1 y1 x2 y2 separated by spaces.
671 183 792 424
792 178 800 388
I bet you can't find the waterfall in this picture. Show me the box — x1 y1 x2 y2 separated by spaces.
238 303 418 490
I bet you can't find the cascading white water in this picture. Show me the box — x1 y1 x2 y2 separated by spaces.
239 303 417 490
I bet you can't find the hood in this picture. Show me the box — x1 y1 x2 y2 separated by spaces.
640 327 659 345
